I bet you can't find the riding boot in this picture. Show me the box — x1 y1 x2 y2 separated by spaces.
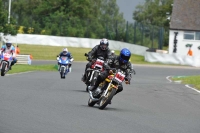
89 76 104 91
81 72 87 82
68 64 72 73
10 61 15 70
69 67 72 73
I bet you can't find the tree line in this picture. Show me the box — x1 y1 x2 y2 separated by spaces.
0 0 173 47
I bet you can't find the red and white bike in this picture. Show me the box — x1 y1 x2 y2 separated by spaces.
0 52 13 76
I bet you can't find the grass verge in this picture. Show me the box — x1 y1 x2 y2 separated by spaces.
172 76 200 90
7 64 57 74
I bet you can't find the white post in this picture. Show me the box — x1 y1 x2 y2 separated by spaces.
8 0 11 24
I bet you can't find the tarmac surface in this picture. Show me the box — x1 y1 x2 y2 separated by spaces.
0 61 200 133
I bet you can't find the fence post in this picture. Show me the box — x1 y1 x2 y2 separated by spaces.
158 27 164 49
115 20 118 40
141 23 144 46
134 22 137 44
151 25 154 48
125 21 129 42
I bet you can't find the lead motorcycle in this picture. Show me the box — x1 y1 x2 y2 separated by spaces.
0 52 13 76
57 55 71 79
88 68 130 110
84 53 105 92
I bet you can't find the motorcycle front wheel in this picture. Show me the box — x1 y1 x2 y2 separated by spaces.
1 63 6 76
60 67 65 79
99 88 116 110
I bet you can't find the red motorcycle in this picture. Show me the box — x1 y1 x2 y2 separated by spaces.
0 52 13 76
84 53 105 92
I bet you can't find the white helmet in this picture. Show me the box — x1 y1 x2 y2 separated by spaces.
111 50 115 55
63 48 68 55
100 38 109 50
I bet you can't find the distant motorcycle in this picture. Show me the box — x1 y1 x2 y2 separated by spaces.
57 56 71 79
88 68 130 110
0 52 13 76
84 53 105 92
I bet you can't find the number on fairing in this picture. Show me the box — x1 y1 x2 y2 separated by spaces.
114 72 125 83
61 57 67 60
94 59 104 69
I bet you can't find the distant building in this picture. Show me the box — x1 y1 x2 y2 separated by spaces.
169 0 200 56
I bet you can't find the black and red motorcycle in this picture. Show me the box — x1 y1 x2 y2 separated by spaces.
84 53 105 92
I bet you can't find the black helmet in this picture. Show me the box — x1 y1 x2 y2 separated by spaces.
6 42 12 48
100 38 109 50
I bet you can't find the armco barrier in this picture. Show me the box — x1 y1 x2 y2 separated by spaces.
16 55 32 65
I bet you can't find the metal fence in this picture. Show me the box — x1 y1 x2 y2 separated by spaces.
15 16 166 49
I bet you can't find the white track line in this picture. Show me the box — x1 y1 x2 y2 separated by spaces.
167 76 200 94
6 71 34 76
185 84 200 93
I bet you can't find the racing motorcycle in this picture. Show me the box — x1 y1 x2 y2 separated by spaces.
0 52 13 76
57 55 71 79
84 53 105 92
88 68 129 110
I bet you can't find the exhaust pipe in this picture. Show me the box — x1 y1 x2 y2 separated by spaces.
89 91 99 102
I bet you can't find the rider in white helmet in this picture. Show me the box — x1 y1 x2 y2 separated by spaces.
81 38 111 82
57 48 74 72
0 42 17 70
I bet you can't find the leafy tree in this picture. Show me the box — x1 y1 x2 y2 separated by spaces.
99 0 126 40
5 0 126 41
0 0 17 35
133 0 173 47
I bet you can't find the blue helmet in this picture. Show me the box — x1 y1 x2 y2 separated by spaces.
119 48 131 63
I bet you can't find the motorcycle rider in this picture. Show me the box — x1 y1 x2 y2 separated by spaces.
0 42 17 70
82 38 111 82
57 48 74 72
89 48 135 96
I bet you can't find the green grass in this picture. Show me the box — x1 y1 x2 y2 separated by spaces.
172 76 200 90
16 44 171 65
17 44 150 64
18 44 92 61
7 64 57 74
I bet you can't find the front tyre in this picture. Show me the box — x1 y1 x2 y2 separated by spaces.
99 89 116 110
60 67 65 79
1 63 6 76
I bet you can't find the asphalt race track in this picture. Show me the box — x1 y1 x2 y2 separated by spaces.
1 61 200 133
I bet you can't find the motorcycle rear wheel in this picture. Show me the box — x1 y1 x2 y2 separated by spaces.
99 89 116 110
90 71 99 86
88 98 97 107
86 86 89 92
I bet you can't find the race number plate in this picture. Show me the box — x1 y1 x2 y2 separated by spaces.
94 59 104 69
114 72 125 83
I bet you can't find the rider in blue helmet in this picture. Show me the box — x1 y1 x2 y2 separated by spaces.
119 48 131 64
89 48 136 102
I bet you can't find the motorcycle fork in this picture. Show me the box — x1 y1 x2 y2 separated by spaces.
89 70 95 82
103 83 118 97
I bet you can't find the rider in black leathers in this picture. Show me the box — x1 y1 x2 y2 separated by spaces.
82 38 111 82
89 48 135 95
